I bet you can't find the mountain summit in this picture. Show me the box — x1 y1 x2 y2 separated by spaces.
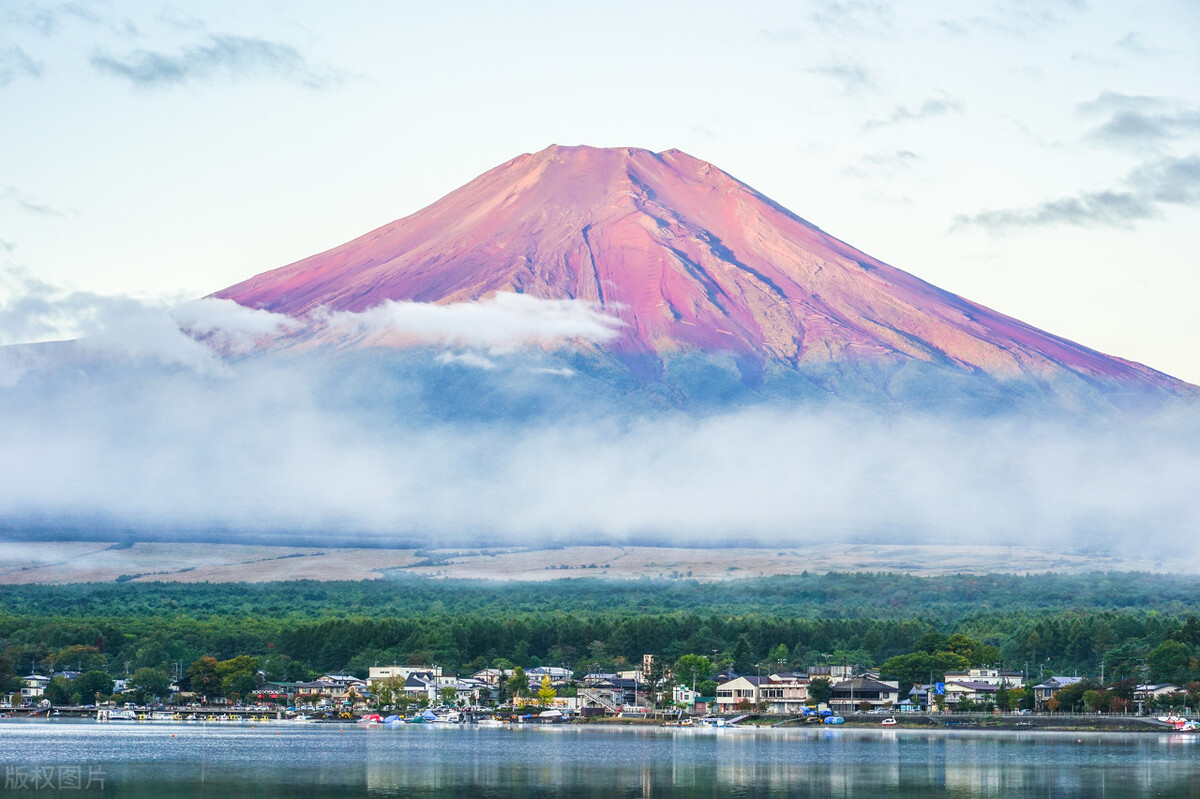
215 144 1192 402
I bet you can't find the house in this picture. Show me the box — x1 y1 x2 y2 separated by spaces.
453 677 496 706
20 675 49 701
715 674 810 714
828 678 900 713
368 665 443 682
1134 683 1185 711
807 665 856 683
673 685 699 707
585 677 641 708
1032 676 1083 710
943 681 999 708
943 668 1024 688
253 681 303 705
1135 683 1183 700
471 668 507 686
528 666 573 683
295 675 368 706
320 674 367 691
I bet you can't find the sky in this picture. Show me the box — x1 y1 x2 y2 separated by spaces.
1 0 1199 383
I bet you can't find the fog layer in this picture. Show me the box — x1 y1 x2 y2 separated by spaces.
0 289 1196 560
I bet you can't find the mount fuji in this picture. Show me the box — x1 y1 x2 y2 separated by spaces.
214 144 1192 409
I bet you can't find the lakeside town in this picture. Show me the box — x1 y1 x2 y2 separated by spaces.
10 653 1199 730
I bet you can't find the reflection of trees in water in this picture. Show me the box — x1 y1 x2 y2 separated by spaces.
357 728 1197 796
11 725 1199 797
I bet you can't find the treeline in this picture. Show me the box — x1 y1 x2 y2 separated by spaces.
2 571 1199 620
0 578 1199 693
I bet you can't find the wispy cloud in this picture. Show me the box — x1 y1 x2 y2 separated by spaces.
3 187 67 217
864 95 963 130
4 2 137 37
806 61 874 93
967 0 1086 37
1115 31 1149 56
1078 92 1200 151
0 46 43 87
954 154 1200 231
842 150 921 179
807 1 893 33
91 34 345 89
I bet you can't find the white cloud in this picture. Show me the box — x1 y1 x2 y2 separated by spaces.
0 351 1196 565
172 297 299 353
317 292 624 348
436 351 496 370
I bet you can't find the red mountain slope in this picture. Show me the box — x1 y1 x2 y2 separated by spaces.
214 144 1191 394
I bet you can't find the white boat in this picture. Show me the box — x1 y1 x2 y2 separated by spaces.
97 708 137 722
432 710 464 724
881 717 898 726
695 716 732 728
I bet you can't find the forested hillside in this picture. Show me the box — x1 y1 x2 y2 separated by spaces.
1 572 1198 690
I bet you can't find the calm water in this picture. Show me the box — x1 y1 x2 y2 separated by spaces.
0 720 1198 797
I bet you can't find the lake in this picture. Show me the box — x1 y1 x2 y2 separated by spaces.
0 720 1197 797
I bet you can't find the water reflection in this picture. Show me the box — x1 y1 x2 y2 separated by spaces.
0 721 1197 797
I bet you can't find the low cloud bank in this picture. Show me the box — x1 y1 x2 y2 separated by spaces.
0 278 1197 559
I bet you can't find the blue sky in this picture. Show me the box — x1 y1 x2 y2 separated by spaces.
2 0 1199 380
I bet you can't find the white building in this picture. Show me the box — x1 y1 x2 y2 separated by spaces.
715 674 810 714
368 665 443 683
21 675 49 701
673 685 699 706
943 668 1024 687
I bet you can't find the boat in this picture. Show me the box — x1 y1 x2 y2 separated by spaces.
97 708 137 722
881 717 898 726
695 716 733 728
432 710 464 724
475 717 507 727
823 716 845 725
382 714 405 726
358 714 384 725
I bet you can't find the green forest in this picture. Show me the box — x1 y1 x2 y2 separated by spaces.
2 572 1199 697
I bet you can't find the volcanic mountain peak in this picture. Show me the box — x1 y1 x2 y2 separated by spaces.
215 144 1192 399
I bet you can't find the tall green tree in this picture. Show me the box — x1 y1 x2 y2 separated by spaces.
1148 640 1195 684
187 657 221 699
44 676 73 706
809 677 832 705
674 655 714 691
129 667 171 704
75 671 115 703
